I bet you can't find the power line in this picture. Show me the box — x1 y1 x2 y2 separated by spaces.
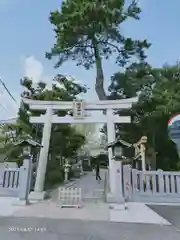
0 102 9 113
0 78 18 105
0 79 18 126
0 84 10 114
0 78 18 118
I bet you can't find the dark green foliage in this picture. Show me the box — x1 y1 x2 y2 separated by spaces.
45 168 64 189
1 75 87 186
19 75 86 185
108 62 180 170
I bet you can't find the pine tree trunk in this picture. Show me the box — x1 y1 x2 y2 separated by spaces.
92 37 107 100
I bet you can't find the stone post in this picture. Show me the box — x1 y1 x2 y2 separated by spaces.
113 160 124 203
109 158 126 210
157 169 164 194
16 157 32 205
140 144 146 171
64 160 71 183
29 107 53 200
139 136 147 171
106 108 116 194
80 160 84 175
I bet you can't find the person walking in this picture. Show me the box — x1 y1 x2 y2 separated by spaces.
95 160 101 181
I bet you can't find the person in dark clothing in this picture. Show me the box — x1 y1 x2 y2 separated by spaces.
95 161 101 180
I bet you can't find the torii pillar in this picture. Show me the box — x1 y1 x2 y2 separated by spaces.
29 107 53 200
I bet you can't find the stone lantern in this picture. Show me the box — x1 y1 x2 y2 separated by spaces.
107 137 132 160
14 136 42 159
13 136 42 204
63 159 71 183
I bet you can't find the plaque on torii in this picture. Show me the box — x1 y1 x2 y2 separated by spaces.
73 100 85 119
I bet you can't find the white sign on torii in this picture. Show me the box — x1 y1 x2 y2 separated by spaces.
22 97 137 200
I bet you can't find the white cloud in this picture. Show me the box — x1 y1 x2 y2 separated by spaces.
0 56 91 121
24 56 44 83
0 56 48 121
22 55 54 90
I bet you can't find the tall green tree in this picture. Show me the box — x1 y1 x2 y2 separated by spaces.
20 75 87 160
108 62 180 170
46 0 150 100
1 75 87 165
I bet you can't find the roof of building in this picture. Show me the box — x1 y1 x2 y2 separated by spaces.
106 137 133 149
13 137 42 147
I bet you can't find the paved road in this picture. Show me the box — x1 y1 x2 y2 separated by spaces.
148 205 180 232
1 217 180 240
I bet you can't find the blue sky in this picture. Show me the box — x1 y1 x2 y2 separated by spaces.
0 0 180 119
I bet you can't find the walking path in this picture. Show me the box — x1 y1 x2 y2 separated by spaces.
72 169 106 199
50 168 106 201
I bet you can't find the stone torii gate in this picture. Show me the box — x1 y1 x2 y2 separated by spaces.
22 97 137 200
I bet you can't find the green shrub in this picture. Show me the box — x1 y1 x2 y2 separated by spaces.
46 160 60 171
176 162 180 170
68 167 74 179
72 167 81 178
45 169 64 189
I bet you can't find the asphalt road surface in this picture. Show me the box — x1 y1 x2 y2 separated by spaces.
148 205 180 232
0 217 180 240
